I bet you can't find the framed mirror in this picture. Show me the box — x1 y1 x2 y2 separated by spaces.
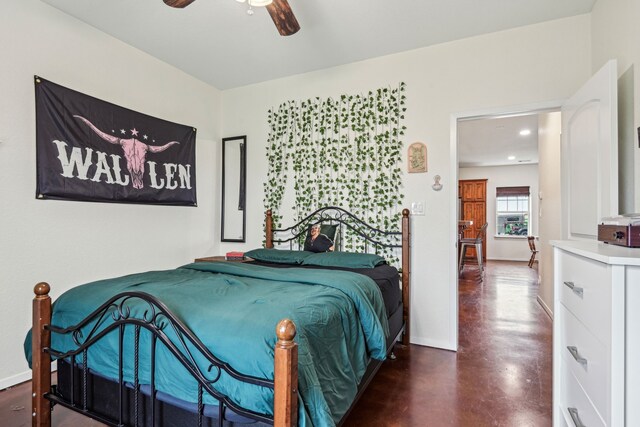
221 136 246 242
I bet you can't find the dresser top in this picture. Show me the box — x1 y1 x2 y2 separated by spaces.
551 239 640 266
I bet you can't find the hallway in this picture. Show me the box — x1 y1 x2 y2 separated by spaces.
347 260 552 426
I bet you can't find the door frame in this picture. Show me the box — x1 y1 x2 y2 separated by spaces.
448 99 563 351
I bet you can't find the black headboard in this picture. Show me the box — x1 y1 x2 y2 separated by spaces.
266 206 402 253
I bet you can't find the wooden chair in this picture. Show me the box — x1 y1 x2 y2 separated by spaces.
459 222 488 276
527 236 538 268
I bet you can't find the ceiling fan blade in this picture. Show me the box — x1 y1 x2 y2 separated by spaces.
266 0 300 36
163 0 196 8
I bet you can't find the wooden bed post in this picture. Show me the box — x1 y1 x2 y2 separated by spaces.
266 210 274 248
32 282 51 427
401 209 411 346
274 319 298 427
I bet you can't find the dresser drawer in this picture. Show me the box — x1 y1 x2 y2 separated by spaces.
560 363 606 427
558 250 611 344
559 304 610 422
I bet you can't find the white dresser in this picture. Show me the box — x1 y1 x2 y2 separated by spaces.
552 240 640 426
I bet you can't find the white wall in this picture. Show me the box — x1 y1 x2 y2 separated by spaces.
0 0 222 387
537 112 563 317
591 0 640 211
221 15 591 350
459 165 539 262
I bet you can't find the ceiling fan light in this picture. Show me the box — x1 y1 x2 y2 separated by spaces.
248 0 273 6
235 0 247 3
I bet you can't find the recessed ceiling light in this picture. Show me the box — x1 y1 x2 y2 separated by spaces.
508 155 516 160
519 129 531 136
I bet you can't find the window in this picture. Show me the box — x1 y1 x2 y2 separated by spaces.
496 186 530 236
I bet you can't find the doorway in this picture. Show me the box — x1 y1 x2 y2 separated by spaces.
448 101 562 349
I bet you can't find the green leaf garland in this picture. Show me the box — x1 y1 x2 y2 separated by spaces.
264 83 407 260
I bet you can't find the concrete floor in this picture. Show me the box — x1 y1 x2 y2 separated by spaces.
347 260 552 426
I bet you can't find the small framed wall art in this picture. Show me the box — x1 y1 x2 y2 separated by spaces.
408 142 427 173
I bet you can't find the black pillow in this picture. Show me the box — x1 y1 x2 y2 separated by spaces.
303 224 336 253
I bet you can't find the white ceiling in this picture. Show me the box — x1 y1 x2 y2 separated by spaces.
40 0 596 90
458 114 540 168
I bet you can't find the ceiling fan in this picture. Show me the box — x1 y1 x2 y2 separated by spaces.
163 0 300 36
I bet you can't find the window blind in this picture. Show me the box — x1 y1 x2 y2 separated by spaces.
496 186 530 197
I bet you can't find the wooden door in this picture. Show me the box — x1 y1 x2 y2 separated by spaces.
561 60 618 240
459 179 487 261
461 181 486 201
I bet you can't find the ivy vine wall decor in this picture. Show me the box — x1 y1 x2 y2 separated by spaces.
263 83 407 254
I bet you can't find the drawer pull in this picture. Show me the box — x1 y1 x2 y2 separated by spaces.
563 281 584 297
568 407 586 427
567 346 588 369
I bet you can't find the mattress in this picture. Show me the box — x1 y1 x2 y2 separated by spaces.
248 261 402 318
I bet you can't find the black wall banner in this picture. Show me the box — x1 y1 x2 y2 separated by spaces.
35 76 197 206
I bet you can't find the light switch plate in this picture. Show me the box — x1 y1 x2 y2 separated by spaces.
411 201 425 215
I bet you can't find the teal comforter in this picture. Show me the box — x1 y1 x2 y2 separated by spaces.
24 262 389 426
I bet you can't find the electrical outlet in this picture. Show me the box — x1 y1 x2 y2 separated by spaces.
411 202 425 215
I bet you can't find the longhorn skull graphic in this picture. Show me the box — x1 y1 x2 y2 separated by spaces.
74 115 180 189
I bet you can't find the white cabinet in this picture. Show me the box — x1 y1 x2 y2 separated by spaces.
552 240 640 427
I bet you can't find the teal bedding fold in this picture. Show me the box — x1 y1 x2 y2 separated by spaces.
24 262 389 427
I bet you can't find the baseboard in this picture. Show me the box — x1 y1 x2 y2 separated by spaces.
487 257 530 262
410 336 457 351
0 370 31 390
0 361 57 391
537 295 553 320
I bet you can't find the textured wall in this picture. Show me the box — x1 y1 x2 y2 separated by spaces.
0 0 222 387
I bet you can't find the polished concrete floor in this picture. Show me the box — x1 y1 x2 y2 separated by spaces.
347 260 552 426
1 260 551 426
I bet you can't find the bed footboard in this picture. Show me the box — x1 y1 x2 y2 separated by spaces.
31 283 298 427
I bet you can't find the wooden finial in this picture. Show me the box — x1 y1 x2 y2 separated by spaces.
402 208 410 217
276 319 296 343
266 210 274 249
274 318 298 426
34 282 50 297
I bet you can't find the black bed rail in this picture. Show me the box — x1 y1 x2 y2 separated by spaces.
270 206 402 252
44 291 275 426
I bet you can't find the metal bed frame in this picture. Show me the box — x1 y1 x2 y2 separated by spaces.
31 207 410 427
266 206 410 346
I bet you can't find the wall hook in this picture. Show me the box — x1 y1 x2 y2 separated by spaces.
432 175 443 191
